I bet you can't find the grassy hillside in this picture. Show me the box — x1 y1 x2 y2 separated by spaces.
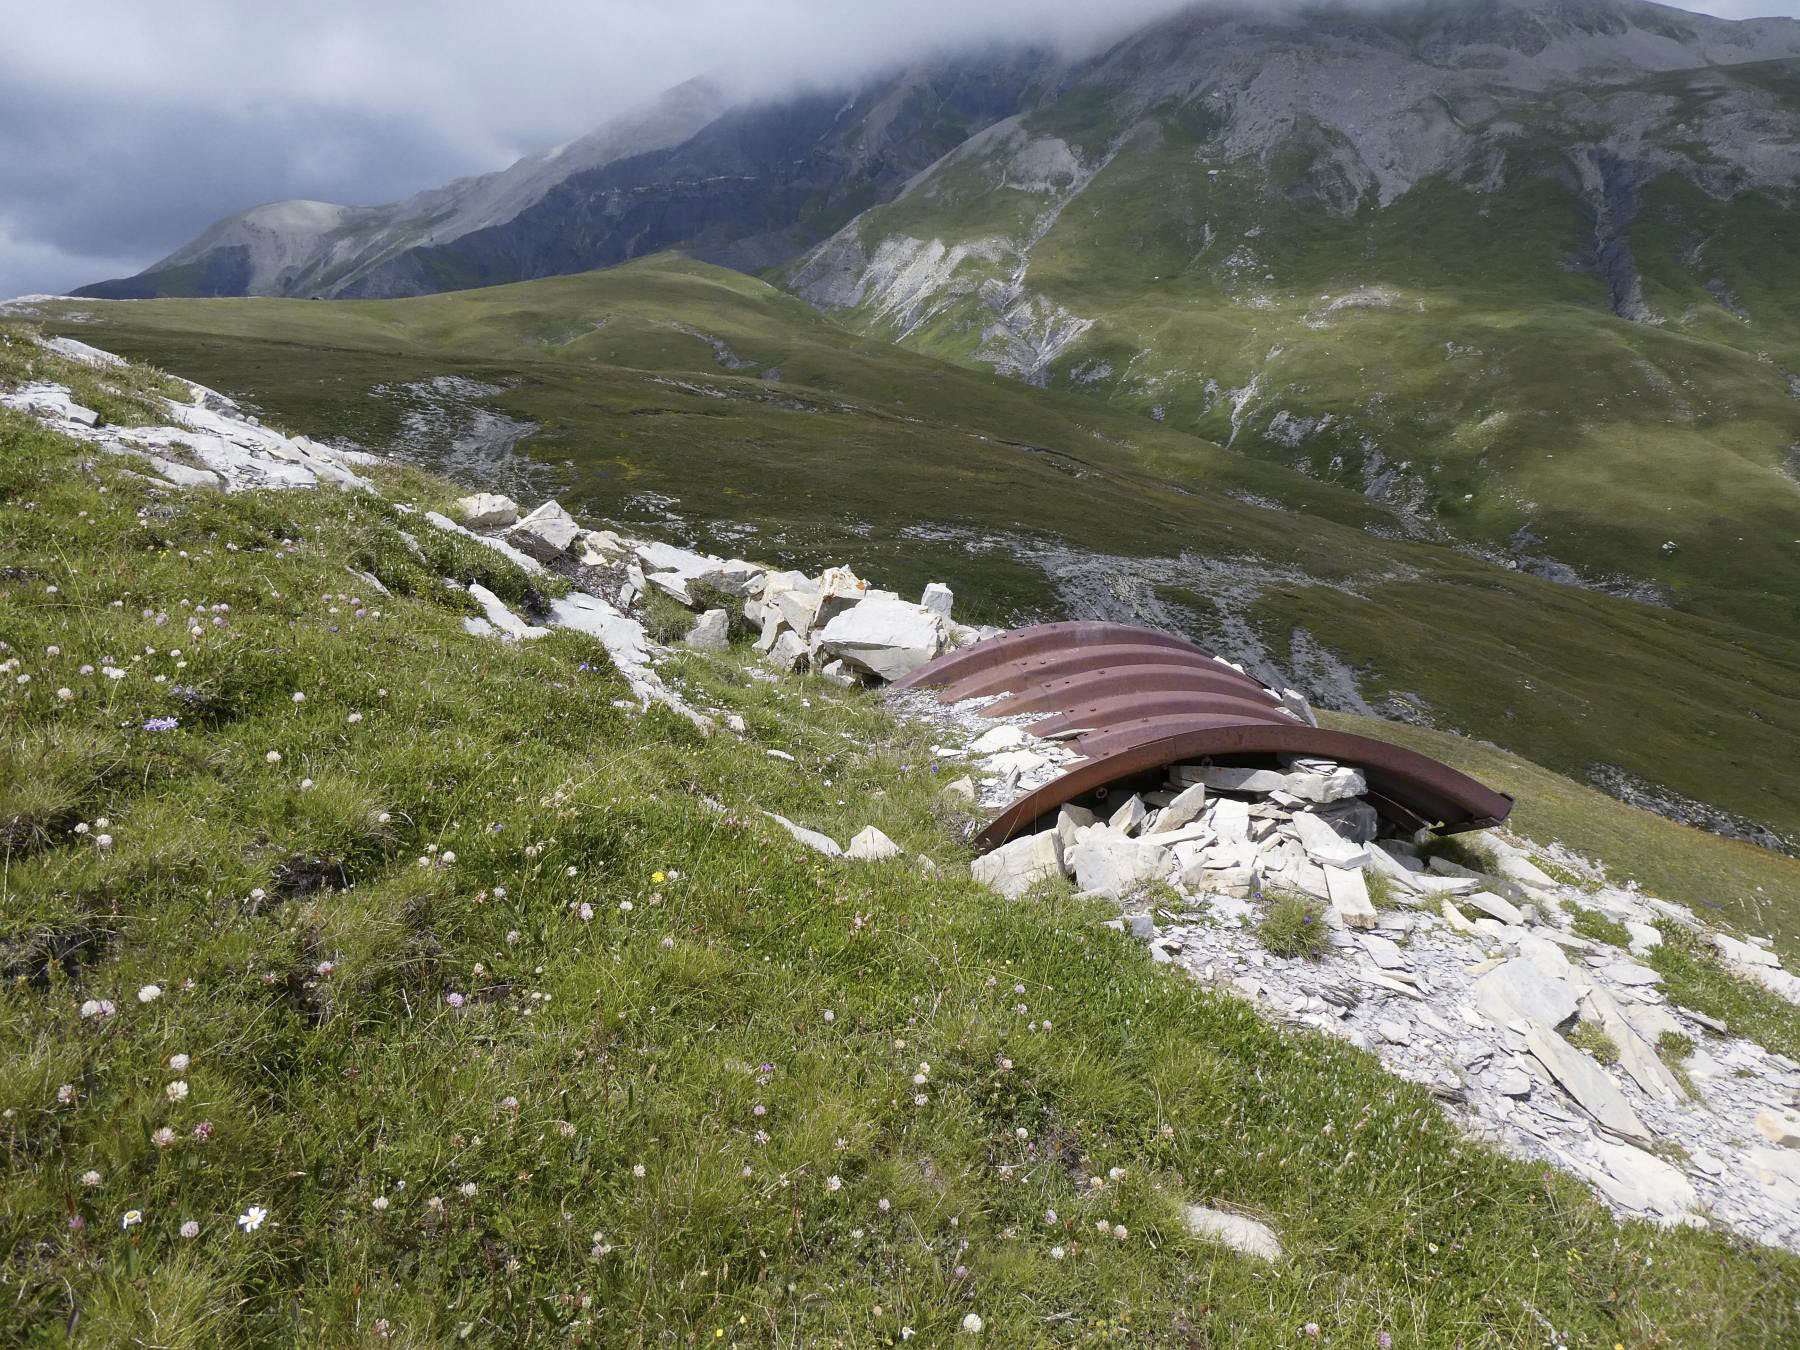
5 366 1800 1343
801 65 1800 641
23 261 1800 860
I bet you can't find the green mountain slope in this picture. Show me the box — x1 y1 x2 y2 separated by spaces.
21 257 1800 854
787 27 1800 640
6 338 1797 1343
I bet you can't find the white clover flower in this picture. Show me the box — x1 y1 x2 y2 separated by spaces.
822 1009 835 1023
81 1170 102 1187
427 1196 444 1213
153 1127 177 1149
346 712 363 724
137 984 161 1004
878 1197 891 1212
1050 1245 1066 1260
961 1313 983 1335
578 903 594 922
371 1196 389 1212
826 1175 842 1193
179 1220 200 1239
165 1080 189 1102
459 1183 477 1199
1113 1224 1128 1241
56 1084 76 1105
95 835 113 848
291 691 305 703
618 900 632 912
505 930 520 945
299 779 314 791
56 687 73 700
1045 1208 1057 1224
632 1163 646 1178
441 851 456 864
265 751 281 764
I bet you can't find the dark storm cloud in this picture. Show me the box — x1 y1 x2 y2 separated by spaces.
0 0 1795 295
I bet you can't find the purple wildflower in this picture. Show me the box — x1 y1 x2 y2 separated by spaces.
143 715 179 732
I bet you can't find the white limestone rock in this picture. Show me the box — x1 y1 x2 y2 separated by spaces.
1474 958 1580 1029
686 608 730 652
1324 866 1378 930
920 582 954 618
972 832 1065 900
467 582 549 641
453 492 519 529
1067 836 1165 899
507 500 582 561
816 598 946 681
763 812 842 857
1525 1023 1651 1144
1149 782 1208 834
1181 1206 1282 1263
847 826 902 862
1289 811 1373 870
1108 795 1149 835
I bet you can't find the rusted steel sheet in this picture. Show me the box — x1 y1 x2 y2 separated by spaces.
981 664 1284 718
894 622 1513 850
973 725 1514 852
890 621 1210 698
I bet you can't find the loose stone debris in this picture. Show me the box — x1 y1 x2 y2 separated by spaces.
9 337 1800 1256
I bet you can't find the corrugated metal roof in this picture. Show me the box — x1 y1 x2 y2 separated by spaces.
892 621 1514 853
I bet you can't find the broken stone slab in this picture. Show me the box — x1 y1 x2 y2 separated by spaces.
807 565 874 630
1581 986 1684 1104
1181 1206 1282 1262
1599 960 1663 988
766 630 810 672
1323 866 1378 931
846 826 902 862
1148 782 1207 834
919 582 954 618
1462 891 1526 926
467 583 550 641
819 659 859 687
1362 933 1409 970
1055 804 1096 858
507 500 583 562
970 724 1031 754
1108 795 1149 835
1208 797 1252 844
1067 836 1165 900
1485 838 1563 891
1474 958 1580 1029
1712 932 1780 969
942 776 977 803
1489 1066 1533 1097
453 492 519 529
1625 921 1663 957
1556 1139 1697 1224
686 608 730 651
972 831 1065 899
1288 811 1373 870
762 811 842 858
1186 765 1287 794
1524 1023 1651 1144
1282 766 1367 804
145 455 222 489
1311 798 1379 843
815 598 947 681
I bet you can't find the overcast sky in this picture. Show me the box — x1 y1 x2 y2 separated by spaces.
1 0 1795 297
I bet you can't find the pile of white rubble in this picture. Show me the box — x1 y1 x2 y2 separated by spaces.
454 490 999 686
916 698 1800 1251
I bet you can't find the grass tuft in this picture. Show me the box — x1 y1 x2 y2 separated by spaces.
1257 892 1330 960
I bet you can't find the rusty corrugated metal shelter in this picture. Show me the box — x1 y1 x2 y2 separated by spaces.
891 622 1513 853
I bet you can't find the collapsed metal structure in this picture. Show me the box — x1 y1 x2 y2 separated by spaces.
891 622 1514 854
